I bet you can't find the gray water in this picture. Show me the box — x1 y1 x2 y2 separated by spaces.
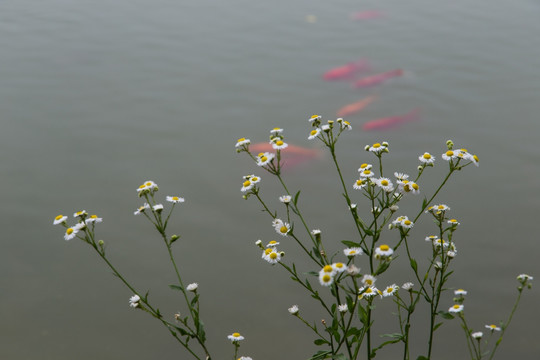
1 0 539 359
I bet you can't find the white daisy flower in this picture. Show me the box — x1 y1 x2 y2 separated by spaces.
353 179 368 190
186 283 198 292
321 124 331 132
359 169 375 178
338 304 348 313
311 229 321 236
358 163 372 172
235 138 251 148
64 226 79 241
73 210 87 218
394 172 409 183
454 289 468 296
271 139 288 150
383 284 399 297
129 295 140 308
321 265 336 276
266 240 279 247
359 286 380 299
402 282 414 290
333 262 347 273
374 244 394 258
227 332 244 342
470 154 480 167
85 215 103 224
362 274 376 287
288 305 299 315
399 180 420 194
344 247 363 257
136 181 158 193
256 152 274 166
339 119 352 130
447 219 460 226
375 177 394 192
53 215 67 225
270 127 283 135
319 272 334 287
262 248 281 264
517 274 533 282
368 142 387 154
279 195 291 203
273 219 290 236
393 216 414 229
166 196 185 203
449 304 464 313
308 128 321 140
241 179 254 193
425 235 439 243
442 150 458 161
347 265 360 275
152 204 164 212
419 152 435 164
309 115 321 123
134 203 150 215
485 324 501 332
471 332 483 339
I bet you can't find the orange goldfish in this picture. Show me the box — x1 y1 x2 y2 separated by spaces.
352 69 403 88
249 142 323 168
336 96 377 118
362 108 420 131
323 59 370 81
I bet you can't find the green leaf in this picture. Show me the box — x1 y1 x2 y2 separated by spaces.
190 294 200 307
169 284 183 291
438 311 455 320
294 190 301 205
433 322 444 332
314 338 328 346
332 354 347 360
309 350 332 360
341 240 361 247
417 356 429 360
410 258 418 272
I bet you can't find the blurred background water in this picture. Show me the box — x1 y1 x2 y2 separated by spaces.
1 0 539 359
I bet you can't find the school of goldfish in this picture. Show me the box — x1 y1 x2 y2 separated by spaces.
321 8 420 132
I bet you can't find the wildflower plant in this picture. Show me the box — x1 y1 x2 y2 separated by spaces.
235 116 532 360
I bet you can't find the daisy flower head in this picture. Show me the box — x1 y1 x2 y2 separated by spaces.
393 216 414 229
333 262 347 273
129 295 140 308
359 168 375 178
367 142 387 154
288 305 299 315
402 282 414 290
309 114 322 124
400 180 420 195
486 324 501 332
308 128 321 140
447 219 460 226
152 204 164 213
271 139 288 150
454 289 467 296
470 154 480 167
353 178 368 190
256 152 274 167
64 226 80 241
85 215 103 224
338 304 348 313
319 271 334 287
383 284 399 297
427 204 450 215
338 118 352 130
262 248 282 264
134 203 150 215
394 172 409 184
186 283 199 292
279 195 291 203
358 163 372 172
241 180 254 193
73 210 88 218
375 177 394 192
228 332 244 342
235 137 251 148
471 332 483 339
359 286 379 299
449 304 464 313
425 235 439 243
374 244 394 259
166 196 185 204
53 214 67 225
442 150 458 161
344 247 363 257
321 124 331 132
311 229 321 236
347 264 360 275
517 274 533 284
419 152 435 164
136 181 158 195
270 127 283 135
273 219 291 236
266 240 279 247
362 274 376 287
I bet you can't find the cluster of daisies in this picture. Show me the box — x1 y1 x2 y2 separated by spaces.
256 240 284 265
133 180 184 216
227 332 252 360
53 210 102 241
353 165 421 198
234 127 289 171
307 115 352 141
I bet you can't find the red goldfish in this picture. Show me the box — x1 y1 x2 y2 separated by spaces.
323 59 370 81
336 96 377 118
350 10 384 20
352 69 403 88
362 108 420 131
249 142 323 168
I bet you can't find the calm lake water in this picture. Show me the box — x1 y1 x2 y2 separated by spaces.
1 0 539 359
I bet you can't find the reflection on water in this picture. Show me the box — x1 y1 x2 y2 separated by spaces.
1 0 539 359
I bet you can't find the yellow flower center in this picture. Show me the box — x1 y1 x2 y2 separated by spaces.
438 205 445 209
365 288 373 293
145 182 153 186
243 180 251 187
452 305 461 310
269 252 278 260
90 215 98 219
55 215 64 221
360 163 368 168
273 127 280 131
322 274 331 283
138 184 145 189
363 170 371 175
473 155 479 162
446 150 454 156
380 245 390 251
311 115 319 119
381 180 389 186
310 129 317 135
261 156 268 162
412 183 419 190
344 121 350 125
66 228 74 235
373 143 381 148
356 180 363 185
460 148 468 152
280 226 288 233
172 196 179 201
232 332 241 337
265 248 273 255
488 324 496 329
269 240 277 245
323 265 333 273
237 137 245 142
335 263 344 269
450 219 457 223
251 177 258 182
276 140 284 146
423 153 431 159
404 220 412 226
